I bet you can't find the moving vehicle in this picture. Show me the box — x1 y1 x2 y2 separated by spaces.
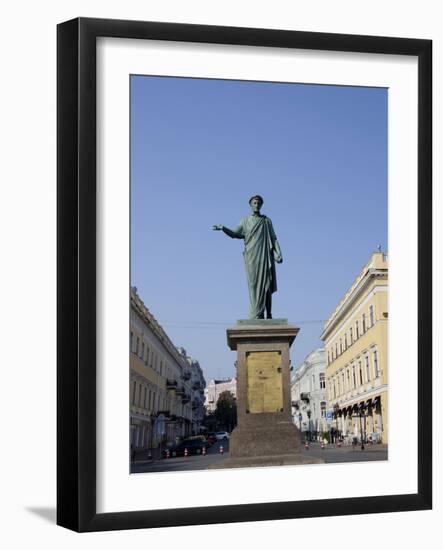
215 431 230 441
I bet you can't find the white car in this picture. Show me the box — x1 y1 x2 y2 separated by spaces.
215 431 230 441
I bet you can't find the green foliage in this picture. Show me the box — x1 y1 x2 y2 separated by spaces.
321 431 330 442
214 391 237 431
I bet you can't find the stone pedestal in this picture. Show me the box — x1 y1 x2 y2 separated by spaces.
209 319 323 468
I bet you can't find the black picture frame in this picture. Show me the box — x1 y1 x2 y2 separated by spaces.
57 17 432 532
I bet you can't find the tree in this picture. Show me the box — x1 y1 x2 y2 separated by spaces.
214 391 237 432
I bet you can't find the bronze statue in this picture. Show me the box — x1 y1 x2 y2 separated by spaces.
213 195 283 319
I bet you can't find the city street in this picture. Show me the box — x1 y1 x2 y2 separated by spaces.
131 441 387 473
131 441 231 473
302 441 388 463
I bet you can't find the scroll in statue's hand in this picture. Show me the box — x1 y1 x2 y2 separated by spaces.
212 225 223 231
274 254 283 264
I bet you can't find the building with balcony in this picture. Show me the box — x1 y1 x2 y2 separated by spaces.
130 289 206 457
204 378 237 413
177 348 207 437
320 251 388 444
291 349 328 439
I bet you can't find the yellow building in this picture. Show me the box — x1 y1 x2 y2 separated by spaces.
321 252 388 444
130 288 206 458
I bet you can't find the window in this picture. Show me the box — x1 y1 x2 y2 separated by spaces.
345 332 348 349
312 374 315 390
349 326 353 344
136 336 139 356
355 320 359 339
141 342 145 359
132 381 137 404
362 313 366 333
335 343 338 357
319 372 325 389
143 387 147 409
333 380 336 398
369 305 375 327
373 350 379 378
138 384 142 406
342 373 345 394
359 361 363 386
352 365 356 388
130 331 133 352
365 355 371 381
340 338 342 354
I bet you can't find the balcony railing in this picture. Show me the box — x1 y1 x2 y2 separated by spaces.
166 379 178 390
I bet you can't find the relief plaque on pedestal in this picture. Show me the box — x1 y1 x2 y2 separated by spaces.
246 351 283 414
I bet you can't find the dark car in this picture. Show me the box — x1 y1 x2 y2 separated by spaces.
163 438 208 458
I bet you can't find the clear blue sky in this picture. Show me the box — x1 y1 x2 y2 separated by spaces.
131 75 387 382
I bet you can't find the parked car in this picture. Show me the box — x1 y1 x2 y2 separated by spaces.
215 431 230 441
162 438 208 458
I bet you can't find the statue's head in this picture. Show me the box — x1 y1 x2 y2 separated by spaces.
249 195 264 213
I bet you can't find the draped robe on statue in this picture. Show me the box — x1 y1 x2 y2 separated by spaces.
232 214 278 319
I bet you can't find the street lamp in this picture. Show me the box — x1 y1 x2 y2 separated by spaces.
298 412 302 433
333 403 340 443
352 407 366 450
307 409 312 441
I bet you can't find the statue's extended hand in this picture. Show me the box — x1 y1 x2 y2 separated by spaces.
212 225 223 231
275 255 283 264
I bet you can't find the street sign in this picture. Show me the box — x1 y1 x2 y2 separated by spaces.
326 411 333 420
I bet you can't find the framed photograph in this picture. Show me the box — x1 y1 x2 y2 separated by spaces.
57 17 432 532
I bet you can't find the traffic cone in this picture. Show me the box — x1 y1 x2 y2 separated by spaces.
304 441 309 450
202 446 206 456
321 441 325 450
184 448 188 457
219 445 224 455
166 449 170 459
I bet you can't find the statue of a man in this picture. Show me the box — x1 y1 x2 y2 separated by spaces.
213 195 283 319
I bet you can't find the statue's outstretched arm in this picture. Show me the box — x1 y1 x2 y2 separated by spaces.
212 225 243 239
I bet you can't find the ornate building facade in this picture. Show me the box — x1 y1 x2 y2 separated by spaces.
321 252 388 443
291 349 328 439
130 289 206 455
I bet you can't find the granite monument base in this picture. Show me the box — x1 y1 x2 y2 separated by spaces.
211 319 323 468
